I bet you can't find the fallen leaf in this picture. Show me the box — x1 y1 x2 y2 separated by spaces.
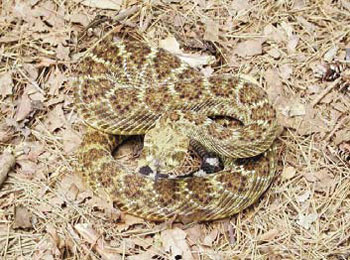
23 63 38 80
75 0 122 10
233 39 265 57
47 68 67 95
258 229 279 241
267 48 281 59
341 0 350 10
159 35 181 54
263 24 285 43
288 101 306 117
16 159 39 177
297 213 317 230
185 225 205 246
296 16 315 34
56 43 70 60
75 223 122 259
296 191 311 203
265 68 284 102
14 206 33 229
161 228 194 260
231 0 252 12
204 19 219 42
279 64 293 80
62 128 82 154
45 104 66 132
0 71 14 97
202 229 218 247
324 46 338 62
67 13 90 27
16 92 33 121
281 166 296 180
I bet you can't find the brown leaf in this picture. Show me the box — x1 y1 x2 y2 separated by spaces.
161 228 193 260
297 213 317 230
56 43 70 60
67 13 90 27
0 71 14 97
267 48 281 59
263 24 285 43
281 166 296 180
47 68 67 95
258 229 279 241
204 19 219 42
16 92 33 121
14 206 33 229
75 224 122 259
16 159 38 177
185 224 205 246
62 128 82 154
264 68 284 103
45 104 66 132
202 229 218 247
279 64 293 80
233 39 265 57
74 0 122 10
231 0 252 12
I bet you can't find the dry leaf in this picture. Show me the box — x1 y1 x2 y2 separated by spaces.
56 43 70 60
75 224 122 259
263 24 285 43
62 128 82 154
16 92 33 121
324 46 338 62
202 229 218 247
296 191 311 203
264 68 284 103
204 19 219 42
47 68 67 95
16 159 39 177
233 39 265 57
341 0 350 10
267 48 281 59
75 0 121 10
185 225 205 246
23 64 38 80
14 206 33 229
0 71 14 97
161 228 194 260
279 64 293 80
159 36 181 54
231 0 252 12
45 104 66 132
297 213 317 230
67 13 90 26
282 166 296 180
258 229 279 241
288 101 305 117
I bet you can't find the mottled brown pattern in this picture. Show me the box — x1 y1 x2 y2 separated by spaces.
74 35 279 221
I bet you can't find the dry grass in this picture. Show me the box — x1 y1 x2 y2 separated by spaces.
1 0 350 259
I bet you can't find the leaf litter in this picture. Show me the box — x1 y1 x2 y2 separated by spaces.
0 0 350 259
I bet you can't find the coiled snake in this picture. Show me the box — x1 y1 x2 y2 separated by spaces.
74 34 279 222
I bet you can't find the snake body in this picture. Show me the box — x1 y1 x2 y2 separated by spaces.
74 34 278 222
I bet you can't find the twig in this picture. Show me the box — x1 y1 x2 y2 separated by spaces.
311 77 342 107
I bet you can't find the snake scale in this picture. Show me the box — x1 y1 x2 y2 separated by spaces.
74 33 279 222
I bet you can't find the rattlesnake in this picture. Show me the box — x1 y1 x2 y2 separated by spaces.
74 33 279 222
